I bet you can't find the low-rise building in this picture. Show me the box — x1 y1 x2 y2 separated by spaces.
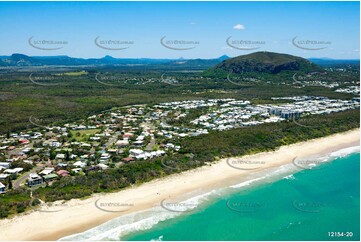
0 182 6 193
0 182 5 193
43 173 58 182
27 173 44 187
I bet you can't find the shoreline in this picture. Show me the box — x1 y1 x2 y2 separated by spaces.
0 129 359 241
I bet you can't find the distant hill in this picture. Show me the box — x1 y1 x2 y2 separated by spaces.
166 55 230 68
0 54 229 68
205 51 323 75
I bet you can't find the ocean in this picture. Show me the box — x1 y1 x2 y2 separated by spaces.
60 146 360 241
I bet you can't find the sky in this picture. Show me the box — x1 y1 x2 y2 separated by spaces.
0 1 359 59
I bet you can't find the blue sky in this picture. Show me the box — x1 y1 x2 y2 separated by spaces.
0 1 359 59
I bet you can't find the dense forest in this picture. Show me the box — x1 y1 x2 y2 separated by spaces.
0 68 357 133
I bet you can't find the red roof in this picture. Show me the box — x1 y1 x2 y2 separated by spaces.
56 170 69 176
123 133 134 138
122 157 134 163
19 138 30 144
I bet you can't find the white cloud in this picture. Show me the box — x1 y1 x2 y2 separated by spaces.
233 24 245 30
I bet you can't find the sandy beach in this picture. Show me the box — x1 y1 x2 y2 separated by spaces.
0 129 359 241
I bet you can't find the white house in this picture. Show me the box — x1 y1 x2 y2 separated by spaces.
129 149 144 157
97 163 109 170
27 173 44 187
0 174 10 180
0 162 10 169
116 140 129 147
4 168 24 174
40 167 55 176
55 154 66 159
73 161 86 168
0 182 5 193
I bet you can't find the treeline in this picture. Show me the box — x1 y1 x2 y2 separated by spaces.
0 109 359 218
0 70 356 133
180 109 360 161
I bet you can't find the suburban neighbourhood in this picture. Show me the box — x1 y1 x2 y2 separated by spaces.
0 96 359 193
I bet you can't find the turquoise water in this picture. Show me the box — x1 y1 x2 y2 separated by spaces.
123 153 360 241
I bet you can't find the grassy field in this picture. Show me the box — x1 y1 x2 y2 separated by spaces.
57 71 88 76
70 129 101 142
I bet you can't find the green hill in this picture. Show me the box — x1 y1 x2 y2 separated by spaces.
205 51 323 75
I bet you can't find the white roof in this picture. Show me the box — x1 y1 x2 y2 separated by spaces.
0 174 9 179
97 164 109 169
40 167 54 175
73 161 86 167
56 154 66 159
14 167 24 172
130 149 144 155
4 168 24 174
29 173 41 179
0 162 10 168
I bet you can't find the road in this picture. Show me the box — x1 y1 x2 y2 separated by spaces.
146 138 156 151
104 131 121 149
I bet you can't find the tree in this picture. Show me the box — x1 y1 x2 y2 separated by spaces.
7 177 13 190
50 150 56 160
65 150 70 161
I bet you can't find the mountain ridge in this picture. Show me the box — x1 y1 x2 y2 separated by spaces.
206 51 324 75
0 54 231 67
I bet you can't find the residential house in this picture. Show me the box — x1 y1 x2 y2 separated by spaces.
40 167 55 176
56 170 69 177
4 167 24 174
55 154 66 160
0 162 10 169
73 161 86 168
0 182 5 193
43 173 58 182
27 173 44 187
0 174 10 180
115 140 129 147
97 163 109 170
122 157 134 163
